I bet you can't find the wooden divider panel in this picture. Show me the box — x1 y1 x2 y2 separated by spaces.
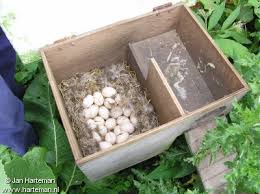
145 58 185 123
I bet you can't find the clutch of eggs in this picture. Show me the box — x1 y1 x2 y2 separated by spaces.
82 87 138 151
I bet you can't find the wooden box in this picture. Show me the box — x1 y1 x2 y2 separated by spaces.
41 3 248 181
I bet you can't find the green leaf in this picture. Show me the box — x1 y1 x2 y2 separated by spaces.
214 38 250 60
247 0 260 7
4 147 58 194
193 11 207 29
239 6 254 23
23 147 47 162
0 145 18 164
255 19 260 31
219 29 252 44
23 73 73 167
230 31 251 44
0 161 11 194
60 162 85 192
148 162 195 180
208 2 225 31
199 0 218 10
222 6 241 30
84 179 117 194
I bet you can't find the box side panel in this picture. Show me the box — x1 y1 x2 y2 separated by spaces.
41 51 83 160
43 6 182 83
176 6 246 100
79 123 187 181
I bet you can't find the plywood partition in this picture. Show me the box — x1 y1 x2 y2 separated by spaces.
146 58 185 123
176 6 246 100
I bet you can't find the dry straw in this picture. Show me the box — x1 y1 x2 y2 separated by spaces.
59 63 159 156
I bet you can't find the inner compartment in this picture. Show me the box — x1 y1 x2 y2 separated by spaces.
129 30 215 112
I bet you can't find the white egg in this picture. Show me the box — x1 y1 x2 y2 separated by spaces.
110 106 123 118
83 109 92 119
83 95 94 108
83 105 99 119
86 119 97 130
104 98 115 109
120 123 135 134
92 131 102 142
93 92 104 106
117 116 130 125
94 116 105 126
130 113 138 126
115 94 122 104
123 107 132 117
99 106 110 120
116 132 129 144
105 132 116 144
98 125 108 136
113 125 121 135
99 141 112 150
105 118 117 130
102 87 117 98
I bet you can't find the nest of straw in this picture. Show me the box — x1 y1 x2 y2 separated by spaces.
59 63 159 156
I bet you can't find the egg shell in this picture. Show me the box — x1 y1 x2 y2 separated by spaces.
99 106 110 120
92 131 102 142
99 125 108 136
105 132 116 144
116 132 129 144
86 119 97 130
83 95 94 108
117 116 130 125
130 113 138 126
94 116 105 126
102 87 117 98
93 92 104 106
110 106 123 118
120 122 135 134
113 125 121 135
99 141 112 150
83 105 99 119
123 107 132 117
104 98 115 109
105 118 117 130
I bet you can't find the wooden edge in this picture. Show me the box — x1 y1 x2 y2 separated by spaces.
183 5 250 92
40 3 184 52
76 87 247 166
149 58 186 116
40 49 83 161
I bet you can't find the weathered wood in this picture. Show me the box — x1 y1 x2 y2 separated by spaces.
41 51 83 161
185 119 236 193
129 30 214 112
177 6 248 100
146 58 185 123
42 4 183 83
41 4 249 181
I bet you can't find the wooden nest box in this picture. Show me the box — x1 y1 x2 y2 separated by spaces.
41 3 249 181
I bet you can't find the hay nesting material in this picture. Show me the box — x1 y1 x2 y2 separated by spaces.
59 63 159 156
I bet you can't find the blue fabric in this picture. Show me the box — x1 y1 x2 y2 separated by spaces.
0 26 37 155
